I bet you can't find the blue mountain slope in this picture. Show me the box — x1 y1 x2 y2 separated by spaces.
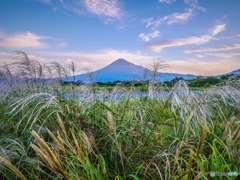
159 73 196 82
229 69 240 74
216 69 240 78
92 59 146 82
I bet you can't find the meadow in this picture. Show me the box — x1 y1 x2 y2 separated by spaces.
0 52 239 179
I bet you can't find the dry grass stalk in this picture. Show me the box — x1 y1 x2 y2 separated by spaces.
57 130 67 157
232 125 240 141
222 116 235 142
30 144 56 171
31 131 69 180
56 113 67 138
71 129 84 161
107 110 116 137
188 149 194 180
0 155 27 180
196 125 208 158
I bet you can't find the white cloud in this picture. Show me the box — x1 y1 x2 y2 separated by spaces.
138 31 160 41
0 31 49 49
167 10 193 24
195 54 204 58
143 9 193 28
39 0 51 4
211 24 226 36
41 0 124 19
159 0 176 3
234 34 240 40
144 0 206 29
184 0 206 12
143 23 228 53
145 35 214 52
83 0 123 18
0 30 66 50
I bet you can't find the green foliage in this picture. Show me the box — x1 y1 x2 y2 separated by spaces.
188 76 223 88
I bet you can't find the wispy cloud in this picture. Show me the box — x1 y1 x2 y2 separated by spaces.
184 0 206 12
144 0 206 29
144 22 228 52
234 34 240 40
211 24 226 36
143 9 193 28
205 51 240 59
159 0 176 3
138 31 160 41
83 0 123 18
184 44 240 53
145 35 214 52
39 0 124 19
0 31 48 49
38 0 51 4
195 54 204 58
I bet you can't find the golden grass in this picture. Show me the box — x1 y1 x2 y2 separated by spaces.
196 124 208 158
0 156 27 180
30 130 69 180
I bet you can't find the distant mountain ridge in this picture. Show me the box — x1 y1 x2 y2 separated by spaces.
66 59 239 83
228 69 240 74
216 69 240 78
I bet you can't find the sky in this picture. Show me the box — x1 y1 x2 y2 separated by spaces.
0 0 240 76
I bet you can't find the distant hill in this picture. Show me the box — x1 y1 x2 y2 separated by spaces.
67 58 196 82
229 69 240 75
216 69 240 78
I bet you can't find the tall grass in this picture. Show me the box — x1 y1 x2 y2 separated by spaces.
0 52 239 179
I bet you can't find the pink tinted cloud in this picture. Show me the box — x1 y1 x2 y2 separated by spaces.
184 44 240 53
145 35 214 52
205 51 240 59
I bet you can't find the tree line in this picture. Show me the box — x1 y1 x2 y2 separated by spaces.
61 74 239 88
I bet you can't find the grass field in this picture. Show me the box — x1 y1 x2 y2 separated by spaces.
0 52 239 179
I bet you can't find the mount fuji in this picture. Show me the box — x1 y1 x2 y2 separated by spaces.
68 58 196 82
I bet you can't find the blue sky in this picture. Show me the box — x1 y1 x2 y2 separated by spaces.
0 0 239 75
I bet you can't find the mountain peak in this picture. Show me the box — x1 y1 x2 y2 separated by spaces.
110 58 132 66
